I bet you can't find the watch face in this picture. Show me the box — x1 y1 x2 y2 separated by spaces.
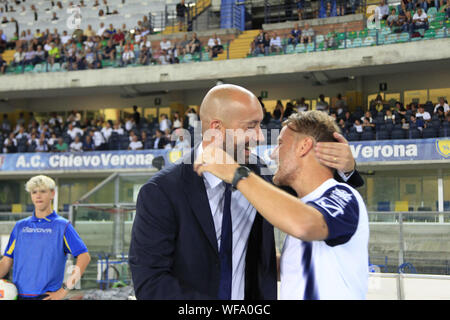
238 166 250 177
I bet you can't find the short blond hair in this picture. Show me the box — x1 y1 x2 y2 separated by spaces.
25 175 56 193
283 110 341 143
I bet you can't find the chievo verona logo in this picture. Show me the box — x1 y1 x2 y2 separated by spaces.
436 140 450 158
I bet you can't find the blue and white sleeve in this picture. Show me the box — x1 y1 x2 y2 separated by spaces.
306 185 360 247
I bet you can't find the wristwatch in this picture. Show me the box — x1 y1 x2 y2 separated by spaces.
62 282 72 291
231 166 251 190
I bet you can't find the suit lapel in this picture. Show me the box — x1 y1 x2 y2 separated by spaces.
181 150 219 255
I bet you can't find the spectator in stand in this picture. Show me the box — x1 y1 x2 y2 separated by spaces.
412 7 428 32
1 114 11 132
254 30 265 55
333 93 347 116
113 121 124 135
173 131 190 150
301 23 314 44
288 23 302 45
105 24 116 39
159 114 171 132
101 121 113 142
384 109 396 123
172 111 182 130
362 118 375 130
269 31 282 54
209 39 223 59
401 117 410 130
296 97 309 112
140 131 150 149
434 97 449 115
11 47 25 69
0 53 6 74
336 0 346 16
297 0 305 20
35 134 48 152
316 94 329 112
23 47 36 66
395 10 411 33
185 32 201 54
129 134 143 150
376 0 390 20
184 107 199 130
387 8 399 28
91 127 106 150
47 42 61 67
176 0 188 31
102 39 116 61
354 119 363 133
394 101 407 121
160 37 172 56
440 0 450 19
337 118 347 134
4 132 18 153
97 22 107 37
66 123 83 140
133 105 141 125
121 44 135 66
207 33 221 49
51 12 59 21
33 45 46 65
177 33 189 56
416 105 431 124
83 135 95 151
153 129 170 149
262 32 271 55
361 111 374 124
70 135 83 152
54 137 69 152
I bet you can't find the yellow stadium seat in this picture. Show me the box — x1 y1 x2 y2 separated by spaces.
394 201 409 212
12 204 23 213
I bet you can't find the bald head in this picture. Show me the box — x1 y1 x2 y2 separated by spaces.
199 84 261 133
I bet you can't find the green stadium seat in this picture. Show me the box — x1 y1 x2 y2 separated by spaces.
424 29 436 39
33 63 44 73
24 64 34 73
306 42 315 52
368 29 377 37
427 7 437 17
315 35 325 43
397 32 410 43
381 27 391 36
347 31 357 39
295 43 305 53
385 33 398 44
358 29 368 38
285 44 295 54
362 36 376 47
51 63 61 72
435 28 446 38
352 38 362 48
337 32 346 41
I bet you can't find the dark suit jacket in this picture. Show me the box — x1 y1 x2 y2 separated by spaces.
129 149 364 300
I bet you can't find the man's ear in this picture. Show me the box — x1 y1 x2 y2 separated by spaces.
210 119 222 131
297 136 314 157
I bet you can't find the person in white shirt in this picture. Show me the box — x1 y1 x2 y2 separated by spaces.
125 117 134 132
128 135 143 150
61 30 72 44
35 134 48 152
412 7 428 32
194 110 368 300
353 119 363 133
67 123 84 140
101 121 113 142
207 33 221 48
173 133 190 150
97 22 107 37
415 106 431 121
159 114 171 132
91 128 106 150
376 0 389 20
159 37 172 52
269 31 282 53
122 45 135 66
434 97 449 114
113 121 124 135
70 135 83 152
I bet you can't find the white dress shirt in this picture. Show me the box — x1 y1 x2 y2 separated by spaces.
197 144 256 300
